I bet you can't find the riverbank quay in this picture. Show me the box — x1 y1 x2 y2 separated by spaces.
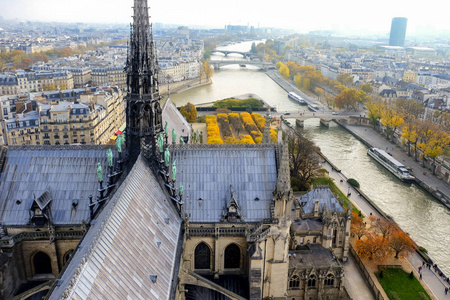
265 70 325 109
320 154 446 300
334 120 450 210
160 77 212 95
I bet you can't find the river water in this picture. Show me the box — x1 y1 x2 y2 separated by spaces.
170 41 450 274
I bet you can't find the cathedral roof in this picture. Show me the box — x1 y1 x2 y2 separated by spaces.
171 144 277 223
0 146 116 226
162 98 191 143
49 155 182 299
298 187 345 215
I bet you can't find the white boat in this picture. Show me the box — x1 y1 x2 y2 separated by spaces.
288 92 306 105
367 148 415 182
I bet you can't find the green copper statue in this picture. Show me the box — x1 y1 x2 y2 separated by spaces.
172 159 177 181
164 148 170 167
164 121 168 136
106 149 113 167
193 132 197 143
116 134 124 153
158 133 164 153
179 135 184 145
179 183 183 196
172 128 177 144
97 162 103 182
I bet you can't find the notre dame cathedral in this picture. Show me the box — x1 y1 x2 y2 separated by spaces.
0 0 352 299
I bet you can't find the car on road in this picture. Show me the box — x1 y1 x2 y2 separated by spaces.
284 112 291 115
332 112 339 115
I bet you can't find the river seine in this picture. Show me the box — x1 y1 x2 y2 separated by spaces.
170 41 450 274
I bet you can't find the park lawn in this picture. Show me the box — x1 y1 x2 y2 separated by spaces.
376 268 431 300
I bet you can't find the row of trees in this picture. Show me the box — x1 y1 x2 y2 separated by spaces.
0 50 49 71
353 213 415 261
366 98 450 171
275 61 375 111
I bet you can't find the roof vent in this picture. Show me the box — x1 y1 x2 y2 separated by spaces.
254 197 259 201
150 275 158 283
72 199 79 209
16 200 22 205
164 218 170 224
198 198 203 206
157 241 161 248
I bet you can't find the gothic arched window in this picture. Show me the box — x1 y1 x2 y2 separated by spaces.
289 275 300 288
194 242 211 270
224 244 240 269
307 274 316 287
33 251 52 274
325 274 334 286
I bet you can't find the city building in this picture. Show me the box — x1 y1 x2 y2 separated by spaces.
91 66 126 89
389 17 408 47
2 87 125 146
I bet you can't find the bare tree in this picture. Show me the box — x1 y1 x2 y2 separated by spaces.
286 128 321 190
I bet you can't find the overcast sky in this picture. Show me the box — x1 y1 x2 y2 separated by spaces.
0 0 449 36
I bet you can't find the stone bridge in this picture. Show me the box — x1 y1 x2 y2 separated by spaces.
279 114 371 128
210 60 274 70
210 49 256 59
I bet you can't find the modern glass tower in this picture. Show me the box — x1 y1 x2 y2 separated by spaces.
389 17 407 46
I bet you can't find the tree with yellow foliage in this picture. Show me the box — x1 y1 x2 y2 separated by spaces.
278 63 290 79
418 129 450 174
402 121 420 160
334 88 366 111
365 99 386 125
203 61 214 80
294 73 302 88
380 109 404 141
180 102 197 122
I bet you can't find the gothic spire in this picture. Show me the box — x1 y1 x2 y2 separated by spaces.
125 0 163 164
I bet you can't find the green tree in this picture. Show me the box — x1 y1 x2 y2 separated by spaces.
361 83 373 94
203 47 212 60
250 42 257 54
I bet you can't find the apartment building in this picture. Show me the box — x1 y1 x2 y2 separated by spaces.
2 87 125 146
91 67 126 89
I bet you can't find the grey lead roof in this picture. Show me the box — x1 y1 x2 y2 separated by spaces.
162 98 191 144
0 146 117 226
298 187 345 214
171 145 278 223
49 155 182 300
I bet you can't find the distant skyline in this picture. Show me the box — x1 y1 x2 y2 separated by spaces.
0 0 449 37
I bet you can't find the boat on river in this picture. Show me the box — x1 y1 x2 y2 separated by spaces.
308 104 319 112
367 148 415 182
288 92 306 105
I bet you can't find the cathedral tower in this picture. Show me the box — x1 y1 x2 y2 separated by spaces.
125 0 163 164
